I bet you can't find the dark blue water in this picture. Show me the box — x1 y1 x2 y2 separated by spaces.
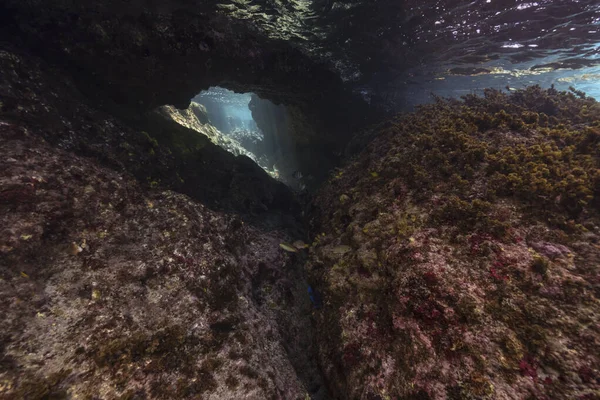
358 0 600 109
183 0 600 110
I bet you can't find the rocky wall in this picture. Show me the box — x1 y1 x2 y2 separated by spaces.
306 86 600 399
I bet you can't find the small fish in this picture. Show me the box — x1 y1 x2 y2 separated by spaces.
279 243 298 253
292 170 303 179
307 285 323 309
293 240 308 250
331 245 352 255
69 242 83 255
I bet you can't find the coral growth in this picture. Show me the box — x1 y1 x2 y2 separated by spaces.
307 86 600 400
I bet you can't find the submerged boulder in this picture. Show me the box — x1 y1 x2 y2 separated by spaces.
0 119 322 400
0 46 323 400
307 86 600 399
156 104 260 164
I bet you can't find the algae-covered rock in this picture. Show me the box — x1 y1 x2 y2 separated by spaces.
0 47 299 227
0 121 323 399
307 86 600 400
156 104 260 164
0 43 324 398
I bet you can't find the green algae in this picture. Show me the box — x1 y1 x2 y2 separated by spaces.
372 86 599 235
307 86 600 400
9 370 71 400
530 254 549 276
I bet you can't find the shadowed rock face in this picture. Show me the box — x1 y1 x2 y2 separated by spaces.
1 1 600 399
0 0 328 112
249 94 341 188
3 0 599 109
0 0 380 183
0 46 301 229
3 0 598 179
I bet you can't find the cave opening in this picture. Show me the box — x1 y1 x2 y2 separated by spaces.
167 86 302 190
193 88 258 135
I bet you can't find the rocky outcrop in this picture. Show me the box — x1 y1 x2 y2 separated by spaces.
0 0 379 185
0 47 299 226
307 87 600 399
0 45 326 398
229 128 265 162
156 103 282 180
0 120 325 399
156 104 259 164
189 102 211 125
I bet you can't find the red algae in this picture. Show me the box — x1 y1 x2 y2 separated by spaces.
307 86 600 400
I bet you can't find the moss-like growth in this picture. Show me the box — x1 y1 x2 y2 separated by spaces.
530 255 549 276
433 196 509 236
307 86 600 400
11 370 71 400
367 86 598 230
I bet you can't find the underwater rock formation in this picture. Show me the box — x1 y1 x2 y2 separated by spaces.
0 45 325 399
228 128 266 162
307 86 600 399
189 102 211 125
0 0 378 185
192 92 249 135
0 47 299 226
2 0 600 399
0 120 324 399
156 103 268 170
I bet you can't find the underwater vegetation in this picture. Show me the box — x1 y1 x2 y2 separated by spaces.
0 45 322 399
307 86 600 400
3 0 600 398
0 122 305 399
0 120 324 399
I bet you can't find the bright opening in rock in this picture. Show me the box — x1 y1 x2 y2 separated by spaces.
158 86 303 189
193 88 258 134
